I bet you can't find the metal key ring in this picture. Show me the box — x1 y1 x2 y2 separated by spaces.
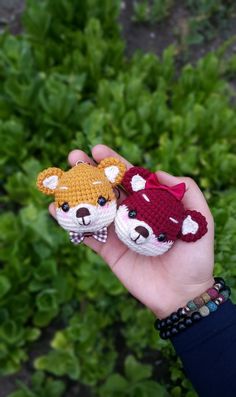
75 160 90 166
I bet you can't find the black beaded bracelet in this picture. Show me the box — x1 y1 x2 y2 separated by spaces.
154 278 231 339
159 311 202 339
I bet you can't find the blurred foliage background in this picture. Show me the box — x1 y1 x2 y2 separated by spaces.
0 0 236 396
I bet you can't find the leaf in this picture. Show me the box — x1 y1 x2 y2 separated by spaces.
23 1 51 40
99 374 128 394
35 351 80 380
124 355 152 383
0 275 11 298
0 320 24 344
8 391 34 397
25 328 41 342
20 205 55 246
36 289 59 312
132 380 169 397
51 331 71 350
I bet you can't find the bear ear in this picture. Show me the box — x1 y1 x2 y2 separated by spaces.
98 157 126 187
37 167 64 195
178 210 208 242
122 167 152 194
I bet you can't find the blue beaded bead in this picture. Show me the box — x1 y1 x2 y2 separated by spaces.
187 300 197 311
206 301 218 312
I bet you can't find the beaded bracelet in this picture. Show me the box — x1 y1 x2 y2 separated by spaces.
158 287 231 339
184 277 225 313
155 277 226 332
154 278 231 339
155 287 231 335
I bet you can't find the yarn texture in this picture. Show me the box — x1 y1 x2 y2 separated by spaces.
37 157 126 244
114 166 208 256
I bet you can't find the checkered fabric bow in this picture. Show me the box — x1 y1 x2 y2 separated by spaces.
69 227 108 245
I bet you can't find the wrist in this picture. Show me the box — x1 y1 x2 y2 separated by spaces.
154 276 215 319
154 277 230 340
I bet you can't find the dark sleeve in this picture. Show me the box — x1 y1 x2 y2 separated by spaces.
171 299 236 397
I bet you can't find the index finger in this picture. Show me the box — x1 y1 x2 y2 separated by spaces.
68 149 95 167
92 144 133 169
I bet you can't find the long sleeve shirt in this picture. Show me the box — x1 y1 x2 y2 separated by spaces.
171 299 236 397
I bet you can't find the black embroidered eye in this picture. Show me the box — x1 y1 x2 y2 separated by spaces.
128 210 137 218
61 202 70 212
97 196 107 206
157 233 166 242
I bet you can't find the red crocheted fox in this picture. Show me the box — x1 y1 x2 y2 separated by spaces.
115 167 208 256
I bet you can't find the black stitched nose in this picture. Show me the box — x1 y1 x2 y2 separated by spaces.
135 226 149 238
76 208 90 218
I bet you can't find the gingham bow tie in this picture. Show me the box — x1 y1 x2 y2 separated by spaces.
69 227 108 245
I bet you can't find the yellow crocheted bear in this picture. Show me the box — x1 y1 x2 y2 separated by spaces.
37 157 126 244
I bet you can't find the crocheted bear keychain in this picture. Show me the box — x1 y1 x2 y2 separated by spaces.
115 167 208 256
37 158 126 244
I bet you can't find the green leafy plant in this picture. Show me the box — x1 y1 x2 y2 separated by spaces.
8 371 65 397
132 1 150 23
185 0 236 45
99 355 169 397
132 0 174 24
151 0 174 22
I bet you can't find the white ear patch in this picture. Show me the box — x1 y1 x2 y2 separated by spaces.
131 174 146 192
104 166 119 183
182 215 199 235
43 175 59 190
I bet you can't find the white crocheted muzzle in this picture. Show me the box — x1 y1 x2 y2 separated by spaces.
115 205 173 256
56 200 117 233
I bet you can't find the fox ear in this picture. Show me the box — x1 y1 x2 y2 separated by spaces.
122 167 152 194
98 157 126 187
37 167 64 195
178 210 208 242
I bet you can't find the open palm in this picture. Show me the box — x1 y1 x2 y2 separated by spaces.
49 144 215 319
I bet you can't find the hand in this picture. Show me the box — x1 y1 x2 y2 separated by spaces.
49 145 215 319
